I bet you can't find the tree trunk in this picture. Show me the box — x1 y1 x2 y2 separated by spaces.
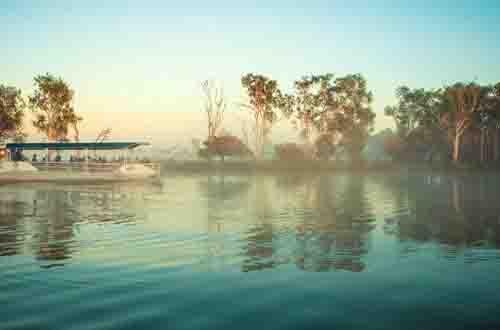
487 129 491 163
480 129 485 164
494 127 499 163
453 133 461 162
255 114 260 160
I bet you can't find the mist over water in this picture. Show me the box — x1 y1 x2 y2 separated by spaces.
1 171 500 329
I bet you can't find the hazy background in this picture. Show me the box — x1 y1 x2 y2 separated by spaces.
3 0 500 146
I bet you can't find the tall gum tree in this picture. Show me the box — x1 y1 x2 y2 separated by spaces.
29 73 82 143
0 84 25 142
446 83 481 162
333 74 375 162
241 73 283 159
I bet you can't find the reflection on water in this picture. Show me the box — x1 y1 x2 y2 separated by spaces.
3 173 500 270
384 173 500 261
2 172 500 329
0 183 158 267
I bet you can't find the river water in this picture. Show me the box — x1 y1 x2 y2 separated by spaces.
1 171 500 329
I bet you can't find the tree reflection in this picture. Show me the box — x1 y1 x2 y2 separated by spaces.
242 176 275 272
295 175 375 272
384 173 500 259
239 174 376 273
201 175 252 269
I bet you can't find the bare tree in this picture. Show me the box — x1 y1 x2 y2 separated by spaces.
93 128 112 158
202 80 225 141
96 128 112 143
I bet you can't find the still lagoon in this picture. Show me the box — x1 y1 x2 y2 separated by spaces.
1 170 500 329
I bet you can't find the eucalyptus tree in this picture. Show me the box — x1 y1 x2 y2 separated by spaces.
240 73 283 159
494 83 500 161
292 74 336 141
0 84 25 142
29 73 82 142
384 86 445 137
444 83 481 162
385 86 453 162
472 84 500 163
333 74 375 162
289 73 375 161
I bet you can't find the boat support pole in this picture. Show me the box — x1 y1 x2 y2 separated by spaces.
85 148 89 173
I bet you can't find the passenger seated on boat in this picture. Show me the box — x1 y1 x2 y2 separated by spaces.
32 154 38 162
12 149 25 162
55 154 62 162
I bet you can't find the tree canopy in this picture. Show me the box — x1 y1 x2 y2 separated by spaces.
0 85 25 141
29 73 82 142
240 73 284 159
385 81 500 165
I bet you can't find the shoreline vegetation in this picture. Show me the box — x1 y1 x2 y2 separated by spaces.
160 159 399 173
159 159 500 175
2 73 500 175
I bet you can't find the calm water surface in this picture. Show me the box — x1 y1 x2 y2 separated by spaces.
2 171 500 329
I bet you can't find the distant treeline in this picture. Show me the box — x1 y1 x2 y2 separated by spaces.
201 73 376 162
383 82 500 167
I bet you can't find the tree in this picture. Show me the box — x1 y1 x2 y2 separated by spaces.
334 74 375 162
384 86 445 138
202 80 225 141
292 74 336 141
29 73 82 142
202 135 254 162
445 83 481 162
385 82 500 166
240 73 283 159
0 85 25 141
290 74 375 161
96 128 112 143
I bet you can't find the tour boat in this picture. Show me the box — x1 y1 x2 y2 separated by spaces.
0 142 161 184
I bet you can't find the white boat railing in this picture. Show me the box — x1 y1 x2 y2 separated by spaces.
31 161 161 177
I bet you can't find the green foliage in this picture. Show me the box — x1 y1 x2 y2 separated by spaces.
0 85 25 140
29 73 82 141
292 73 336 133
241 73 283 123
292 73 375 137
241 73 285 159
385 81 500 164
385 86 445 137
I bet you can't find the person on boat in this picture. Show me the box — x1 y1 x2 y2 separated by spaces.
32 154 38 162
13 149 25 162
55 154 62 162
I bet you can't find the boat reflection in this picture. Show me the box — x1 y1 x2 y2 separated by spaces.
0 182 162 267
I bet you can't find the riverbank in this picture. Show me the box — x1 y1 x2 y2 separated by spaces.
0 172 160 185
160 159 399 174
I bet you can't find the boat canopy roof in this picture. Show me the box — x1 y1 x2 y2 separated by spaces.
5 142 150 151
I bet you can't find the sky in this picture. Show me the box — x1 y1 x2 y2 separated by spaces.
2 0 500 144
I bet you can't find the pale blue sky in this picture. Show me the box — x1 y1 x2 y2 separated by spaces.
2 0 500 132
